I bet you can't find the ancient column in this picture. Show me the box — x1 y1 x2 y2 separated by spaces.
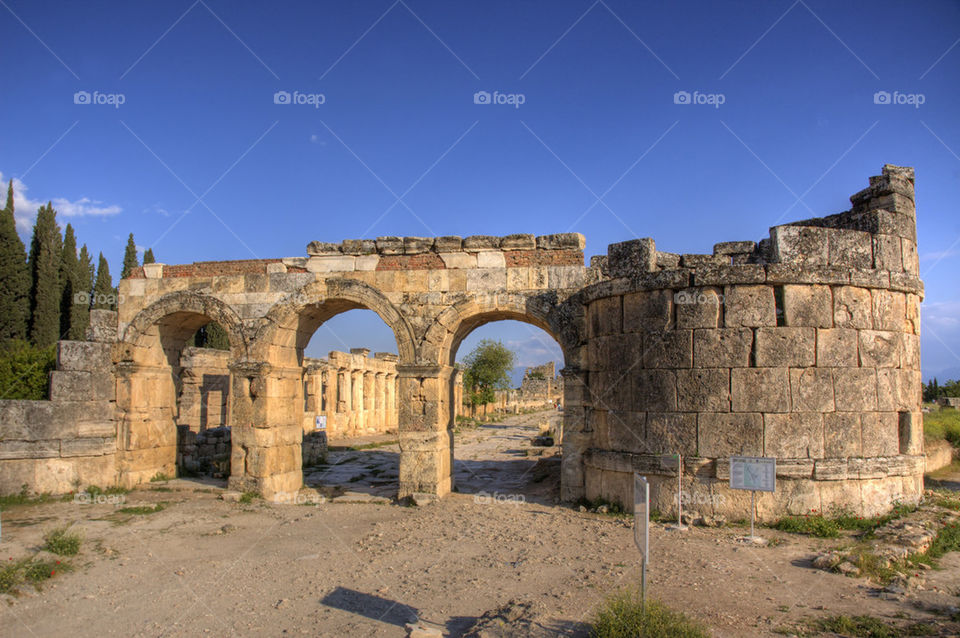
373 372 387 432
351 369 364 434
362 371 374 433
397 364 453 498
559 366 589 502
385 374 396 428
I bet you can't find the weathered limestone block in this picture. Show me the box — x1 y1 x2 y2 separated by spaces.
601 411 646 453
905 294 921 335
0 439 60 459
693 328 752 368
646 412 697 455
827 229 873 269
623 290 672 332
858 330 901 368
60 437 115 457
49 370 115 402
633 369 677 412
823 412 861 457
588 296 622 337
607 238 655 278
872 234 903 271
731 368 790 413
476 251 506 268
816 328 858 367
765 263 849 286
375 236 404 255
861 412 899 457
902 333 920 370
790 368 835 412
57 341 112 372
641 330 692 368
901 238 920 275
724 285 776 327
437 252 476 269
306 241 340 255
463 235 501 251
403 236 434 254
833 368 878 411
676 368 730 412
340 239 377 255
465 268 507 291
698 413 762 457
656 252 680 268
680 254 724 267
815 458 848 480
754 327 816 367
871 290 906 331
714 241 756 256
536 233 585 250
433 236 462 252
500 234 536 250
764 413 823 458
306 255 356 273
675 287 721 329
899 412 923 455
833 286 873 329
693 264 765 286
782 284 832 328
771 225 829 266
355 255 379 271
86 309 118 342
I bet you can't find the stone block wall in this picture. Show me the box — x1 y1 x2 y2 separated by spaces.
0 339 117 494
579 165 924 520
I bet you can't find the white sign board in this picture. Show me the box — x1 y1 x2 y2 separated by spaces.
633 473 649 562
315 415 327 430
729 456 776 492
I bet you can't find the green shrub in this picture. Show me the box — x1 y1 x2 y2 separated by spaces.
150 472 171 482
43 525 82 556
812 615 901 637
0 557 70 594
0 341 55 400
924 409 960 447
591 590 710 638
772 514 841 538
117 503 166 515
239 491 259 504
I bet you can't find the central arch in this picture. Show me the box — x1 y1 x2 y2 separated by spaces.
237 279 416 497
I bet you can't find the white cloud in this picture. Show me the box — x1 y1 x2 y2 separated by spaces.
0 172 122 235
505 334 563 369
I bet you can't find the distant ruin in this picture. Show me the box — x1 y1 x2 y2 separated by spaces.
0 165 924 520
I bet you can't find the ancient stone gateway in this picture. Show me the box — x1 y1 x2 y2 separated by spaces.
0 165 924 520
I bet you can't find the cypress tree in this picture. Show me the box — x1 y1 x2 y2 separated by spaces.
59 223 79 339
193 322 230 350
92 252 115 310
143 248 156 264
28 203 62 347
121 233 139 279
71 244 94 340
0 179 30 342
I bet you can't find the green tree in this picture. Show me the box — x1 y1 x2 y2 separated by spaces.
461 339 516 406
92 252 115 310
142 248 156 264
0 179 30 342
70 244 95 340
28 202 62 347
121 233 139 279
59 223 80 339
192 322 230 350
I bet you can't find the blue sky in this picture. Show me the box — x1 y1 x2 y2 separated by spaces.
2 0 958 380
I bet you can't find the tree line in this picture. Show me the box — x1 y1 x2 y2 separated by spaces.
923 378 960 402
0 180 153 349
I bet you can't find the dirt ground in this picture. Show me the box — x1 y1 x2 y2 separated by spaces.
2 409 959 637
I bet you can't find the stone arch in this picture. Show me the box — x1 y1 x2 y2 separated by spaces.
425 293 584 368
120 290 248 364
115 291 247 488
251 278 416 366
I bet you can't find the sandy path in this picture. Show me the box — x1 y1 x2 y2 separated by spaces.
1 410 957 637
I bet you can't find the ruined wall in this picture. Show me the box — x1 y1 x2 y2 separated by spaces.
579 165 923 519
176 347 231 476
0 333 117 494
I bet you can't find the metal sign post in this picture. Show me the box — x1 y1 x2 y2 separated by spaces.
729 456 776 542
633 473 649 612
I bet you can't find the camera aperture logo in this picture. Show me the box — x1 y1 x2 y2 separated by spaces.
74 491 125 506
473 490 525 505
73 90 125 108
873 91 925 108
673 90 725 108
473 90 526 109
74 291 123 307
274 90 326 108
